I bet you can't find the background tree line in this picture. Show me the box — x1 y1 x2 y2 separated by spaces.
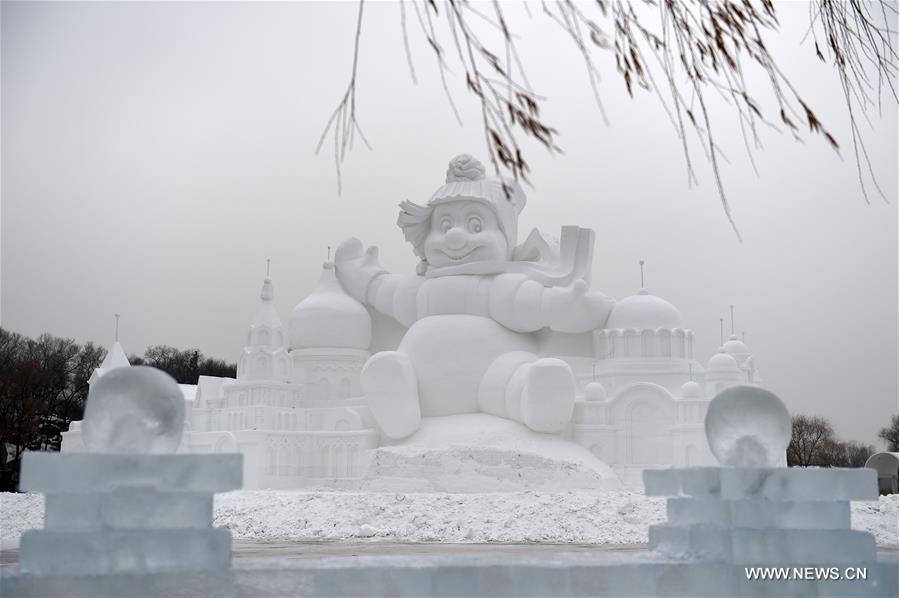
787 414 899 468
0 327 236 491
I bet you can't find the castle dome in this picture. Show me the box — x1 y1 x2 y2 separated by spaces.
584 382 607 402
723 336 748 355
680 380 702 399
289 262 371 351
707 350 740 373
605 289 683 330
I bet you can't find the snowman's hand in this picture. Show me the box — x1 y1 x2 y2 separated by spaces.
334 237 388 303
335 237 364 263
546 279 613 333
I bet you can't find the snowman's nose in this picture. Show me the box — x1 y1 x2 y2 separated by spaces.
444 228 467 250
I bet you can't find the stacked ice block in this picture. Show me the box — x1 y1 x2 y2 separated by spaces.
17 452 242 577
644 466 879 565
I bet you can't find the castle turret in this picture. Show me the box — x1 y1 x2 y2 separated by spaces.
237 276 291 382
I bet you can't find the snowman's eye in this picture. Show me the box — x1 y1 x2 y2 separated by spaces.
439 217 453 233
467 216 483 234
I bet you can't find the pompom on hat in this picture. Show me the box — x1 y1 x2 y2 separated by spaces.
398 155 527 264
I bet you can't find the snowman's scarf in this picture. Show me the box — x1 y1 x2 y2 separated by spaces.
425 226 595 288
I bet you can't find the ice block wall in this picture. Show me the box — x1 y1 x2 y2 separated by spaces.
17 452 242 577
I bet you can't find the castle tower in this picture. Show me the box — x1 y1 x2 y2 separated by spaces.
237 276 292 382
87 340 131 386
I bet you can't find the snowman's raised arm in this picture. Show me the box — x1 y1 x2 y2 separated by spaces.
334 238 421 327
490 274 614 333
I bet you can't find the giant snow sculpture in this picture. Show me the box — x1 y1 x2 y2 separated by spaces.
335 154 614 439
10 367 241 597
61 153 774 488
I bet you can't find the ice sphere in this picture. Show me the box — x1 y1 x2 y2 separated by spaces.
704 385 790 468
82 366 185 454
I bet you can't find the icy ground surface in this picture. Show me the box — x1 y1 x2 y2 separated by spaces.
2 491 897 547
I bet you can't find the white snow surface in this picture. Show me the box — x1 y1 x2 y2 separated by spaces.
361 414 620 492
2 491 897 547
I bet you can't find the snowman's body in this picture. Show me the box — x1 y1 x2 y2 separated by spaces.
400 314 536 416
397 272 539 417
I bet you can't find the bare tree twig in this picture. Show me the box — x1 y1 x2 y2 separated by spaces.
315 0 371 195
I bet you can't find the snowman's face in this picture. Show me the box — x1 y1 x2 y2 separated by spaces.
424 200 508 268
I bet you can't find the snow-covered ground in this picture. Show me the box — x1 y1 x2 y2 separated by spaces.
2 491 897 548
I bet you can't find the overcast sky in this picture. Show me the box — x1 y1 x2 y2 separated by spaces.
2 1 896 447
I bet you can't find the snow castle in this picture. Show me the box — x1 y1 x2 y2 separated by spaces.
63 155 764 490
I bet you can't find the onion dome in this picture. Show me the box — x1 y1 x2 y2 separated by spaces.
680 380 703 399
605 289 683 330
584 382 607 402
289 261 371 351
723 334 751 365
707 349 740 374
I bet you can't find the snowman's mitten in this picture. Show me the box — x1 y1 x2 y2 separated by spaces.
334 237 388 303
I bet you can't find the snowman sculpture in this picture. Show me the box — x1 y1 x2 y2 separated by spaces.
336 154 614 439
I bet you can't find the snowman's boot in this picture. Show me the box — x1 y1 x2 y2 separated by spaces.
516 358 576 433
361 351 422 440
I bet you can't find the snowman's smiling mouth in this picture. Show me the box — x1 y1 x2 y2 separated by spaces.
438 246 483 262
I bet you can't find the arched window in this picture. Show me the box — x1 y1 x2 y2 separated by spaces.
685 444 698 466
659 330 671 357
278 446 290 476
293 445 303 476
334 445 347 478
265 447 275 475
641 330 655 357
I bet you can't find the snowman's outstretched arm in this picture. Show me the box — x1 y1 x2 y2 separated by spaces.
490 274 614 334
334 238 421 327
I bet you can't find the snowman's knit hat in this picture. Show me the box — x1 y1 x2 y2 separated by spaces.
397 155 527 265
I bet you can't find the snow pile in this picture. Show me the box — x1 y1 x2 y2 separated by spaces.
361 414 621 492
2 491 896 547
360 447 620 493
852 493 899 546
0 492 43 546
214 490 663 543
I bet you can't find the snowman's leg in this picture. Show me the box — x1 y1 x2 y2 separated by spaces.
361 351 421 440
477 351 538 419
512 358 576 434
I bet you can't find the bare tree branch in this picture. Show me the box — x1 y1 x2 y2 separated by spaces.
319 0 896 233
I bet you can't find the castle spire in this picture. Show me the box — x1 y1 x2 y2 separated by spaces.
730 304 735 336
